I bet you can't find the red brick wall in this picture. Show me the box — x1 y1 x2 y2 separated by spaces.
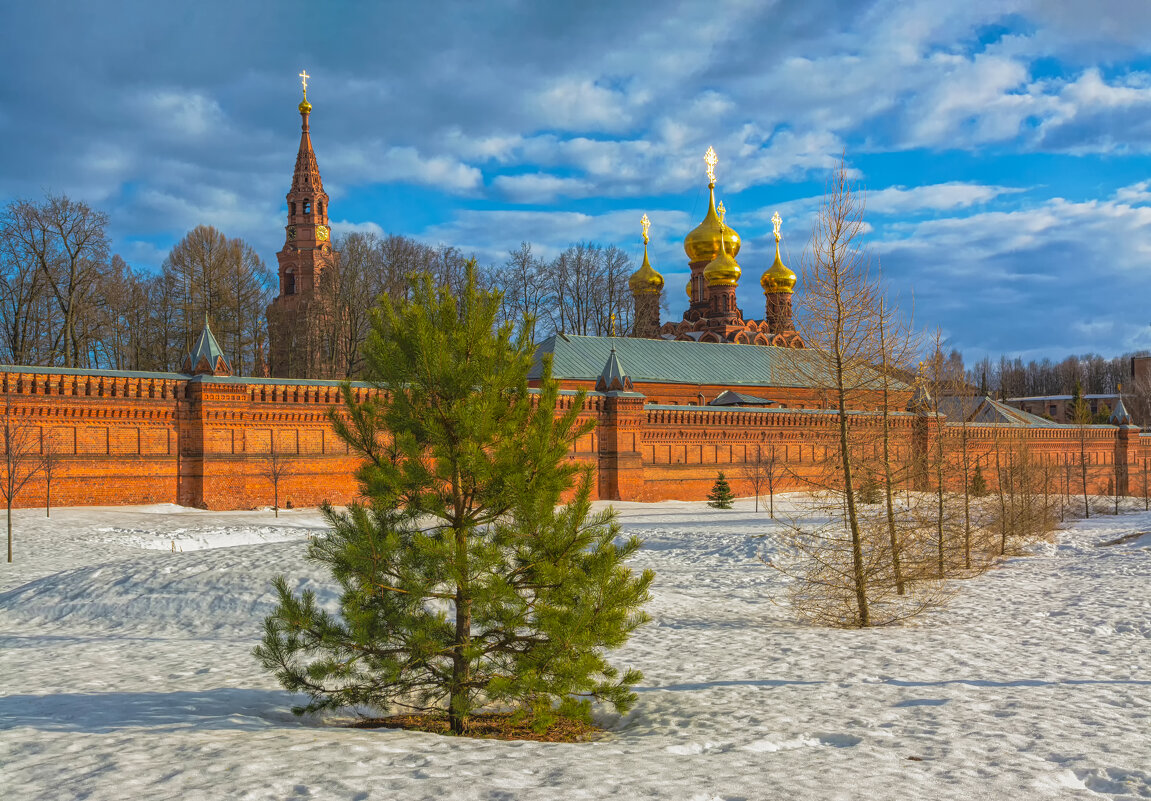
1 367 1144 511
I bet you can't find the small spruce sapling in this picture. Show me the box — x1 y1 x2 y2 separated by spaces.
970 463 988 498
707 472 735 509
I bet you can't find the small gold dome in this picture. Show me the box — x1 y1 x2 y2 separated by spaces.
686 277 693 300
628 242 664 295
703 237 742 287
298 98 312 114
684 183 741 263
761 239 796 294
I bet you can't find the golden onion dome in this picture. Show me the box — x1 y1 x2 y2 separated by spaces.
298 98 312 114
761 240 796 294
686 277 693 300
628 221 664 294
684 182 741 263
703 235 742 287
761 212 796 294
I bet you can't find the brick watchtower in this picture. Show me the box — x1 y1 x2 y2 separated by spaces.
267 71 339 378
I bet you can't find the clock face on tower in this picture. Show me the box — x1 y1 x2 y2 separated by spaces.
316 225 330 242
287 225 296 240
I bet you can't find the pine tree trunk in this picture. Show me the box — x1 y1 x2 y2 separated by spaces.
450 523 471 735
7 501 12 563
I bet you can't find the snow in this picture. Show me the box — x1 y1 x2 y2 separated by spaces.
2 498 1150 800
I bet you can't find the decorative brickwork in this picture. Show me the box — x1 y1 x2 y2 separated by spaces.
0 363 1143 510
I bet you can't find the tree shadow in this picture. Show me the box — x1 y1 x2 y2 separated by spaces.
0 687 305 733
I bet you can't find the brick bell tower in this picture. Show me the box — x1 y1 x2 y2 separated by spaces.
267 70 338 378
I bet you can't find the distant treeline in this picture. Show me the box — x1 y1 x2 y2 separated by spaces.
964 352 1145 399
0 193 642 379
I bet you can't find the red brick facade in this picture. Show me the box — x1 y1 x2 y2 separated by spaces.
2 365 1144 511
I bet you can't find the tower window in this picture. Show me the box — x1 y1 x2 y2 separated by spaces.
289 202 296 217
317 201 323 216
303 200 311 214
285 272 295 295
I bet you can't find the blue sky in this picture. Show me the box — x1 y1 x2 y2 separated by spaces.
4 0 1151 361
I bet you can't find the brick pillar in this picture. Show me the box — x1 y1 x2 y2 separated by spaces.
911 413 935 491
1116 424 1135 496
597 390 647 501
177 379 204 508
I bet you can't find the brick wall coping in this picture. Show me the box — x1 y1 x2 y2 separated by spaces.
0 364 186 380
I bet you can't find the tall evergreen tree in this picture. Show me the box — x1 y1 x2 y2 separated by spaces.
255 266 653 735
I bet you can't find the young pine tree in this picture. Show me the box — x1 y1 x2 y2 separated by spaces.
707 472 735 509
970 463 988 498
254 266 653 735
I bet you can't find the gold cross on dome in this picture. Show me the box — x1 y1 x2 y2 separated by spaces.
641 213 650 244
299 70 310 95
704 146 718 184
772 211 782 241
610 313 617 337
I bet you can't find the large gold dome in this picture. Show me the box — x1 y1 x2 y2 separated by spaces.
684 183 741 264
703 238 741 287
760 241 796 294
628 242 664 294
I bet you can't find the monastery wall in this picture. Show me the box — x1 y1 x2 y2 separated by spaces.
3 366 1149 511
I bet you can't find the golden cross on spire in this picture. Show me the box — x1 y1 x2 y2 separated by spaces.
704 146 718 184
299 69 310 96
610 313 617 337
771 211 782 242
641 213 650 244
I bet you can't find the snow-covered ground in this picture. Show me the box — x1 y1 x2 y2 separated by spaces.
2 498 1149 800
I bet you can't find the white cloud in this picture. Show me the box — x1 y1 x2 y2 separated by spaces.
331 220 385 239
326 144 483 194
866 183 1027 215
492 173 595 203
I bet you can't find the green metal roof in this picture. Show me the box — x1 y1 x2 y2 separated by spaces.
183 317 230 375
531 334 909 391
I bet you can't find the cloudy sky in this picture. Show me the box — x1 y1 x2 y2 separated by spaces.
4 0 1151 361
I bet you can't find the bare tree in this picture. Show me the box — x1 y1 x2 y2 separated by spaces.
772 157 940 627
265 440 293 517
741 444 785 516
1070 382 1093 519
875 291 919 594
163 225 272 373
1 389 43 562
489 242 551 342
1 194 110 367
